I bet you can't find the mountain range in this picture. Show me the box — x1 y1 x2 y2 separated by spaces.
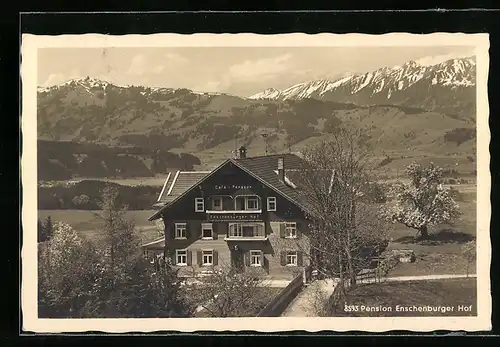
36 56 476 178
248 57 476 121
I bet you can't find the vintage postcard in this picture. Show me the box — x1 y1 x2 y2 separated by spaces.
21 33 491 333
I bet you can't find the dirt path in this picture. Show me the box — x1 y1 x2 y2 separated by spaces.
281 279 336 317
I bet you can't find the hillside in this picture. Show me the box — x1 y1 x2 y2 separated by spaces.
37 55 477 179
38 140 201 181
249 57 476 121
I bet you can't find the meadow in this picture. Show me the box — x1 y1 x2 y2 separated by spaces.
38 209 160 245
332 278 477 317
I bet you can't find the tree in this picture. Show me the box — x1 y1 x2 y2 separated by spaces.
190 264 269 317
461 240 476 278
44 216 53 241
72 194 91 208
96 185 139 281
288 127 391 295
386 162 461 240
37 218 47 243
38 222 102 318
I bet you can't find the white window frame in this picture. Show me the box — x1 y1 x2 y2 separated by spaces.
202 249 214 266
175 223 187 239
250 250 262 267
267 197 277 211
195 198 205 212
228 222 265 238
285 222 297 239
229 223 243 237
176 249 188 266
246 196 259 210
286 251 298 266
212 197 223 211
201 223 213 239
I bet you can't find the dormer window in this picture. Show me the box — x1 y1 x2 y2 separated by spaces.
195 198 204 212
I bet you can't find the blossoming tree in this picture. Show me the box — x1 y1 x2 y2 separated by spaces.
387 162 461 240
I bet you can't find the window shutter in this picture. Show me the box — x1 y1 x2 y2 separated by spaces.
297 251 304 266
171 251 176 265
185 223 190 239
244 252 250 266
296 222 302 238
279 222 285 238
212 224 218 240
213 250 219 266
197 250 202 266
187 250 192 266
260 251 265 267
280 251 286 266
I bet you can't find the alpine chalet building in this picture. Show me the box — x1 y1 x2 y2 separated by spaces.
146 146 313 279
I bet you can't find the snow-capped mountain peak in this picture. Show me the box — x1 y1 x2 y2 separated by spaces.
248 87 284 100
247 56 476 102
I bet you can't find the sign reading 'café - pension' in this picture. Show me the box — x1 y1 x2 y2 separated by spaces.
214 185 253 190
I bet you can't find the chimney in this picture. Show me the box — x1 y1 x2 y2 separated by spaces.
238 146 247 159
277 157 285 181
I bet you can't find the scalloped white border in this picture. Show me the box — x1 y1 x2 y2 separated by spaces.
21 32 491 333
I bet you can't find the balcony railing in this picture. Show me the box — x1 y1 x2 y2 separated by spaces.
224 223 267 241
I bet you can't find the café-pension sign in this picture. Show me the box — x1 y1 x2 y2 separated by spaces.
214 185 253 190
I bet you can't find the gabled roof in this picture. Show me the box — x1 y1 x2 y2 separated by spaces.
156 170 211 204
149 159 233 220
148 153 315 221
234 153 311 210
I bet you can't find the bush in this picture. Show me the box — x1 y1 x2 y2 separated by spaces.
72 194 91 207
444 128 475 145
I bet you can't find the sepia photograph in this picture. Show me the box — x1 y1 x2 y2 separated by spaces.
21 33 491 332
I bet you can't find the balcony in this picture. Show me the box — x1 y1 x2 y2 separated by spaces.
206 209 263 222
224 222 268 241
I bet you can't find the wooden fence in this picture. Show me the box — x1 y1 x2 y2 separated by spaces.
257 266 312 317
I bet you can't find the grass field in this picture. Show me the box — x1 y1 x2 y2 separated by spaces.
38 209 159 244
332 278 477 317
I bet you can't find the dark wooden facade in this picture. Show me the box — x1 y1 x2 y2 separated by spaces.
153 157 311 280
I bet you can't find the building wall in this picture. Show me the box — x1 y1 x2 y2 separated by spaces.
164 219 311 279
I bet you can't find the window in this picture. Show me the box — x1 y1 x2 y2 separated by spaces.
235 196 260 211
228 223 265 238
285 222 297 238
250 250 262 266
229 223 243 237
195 198 204 212
247 197 259 210
202 223 213 239
212 197 223 211
286 251 298 266
267 197 277 211
202 250 213 266
175 223 187 239
176 249 188 266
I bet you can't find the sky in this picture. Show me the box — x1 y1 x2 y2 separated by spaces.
37 46 476 97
